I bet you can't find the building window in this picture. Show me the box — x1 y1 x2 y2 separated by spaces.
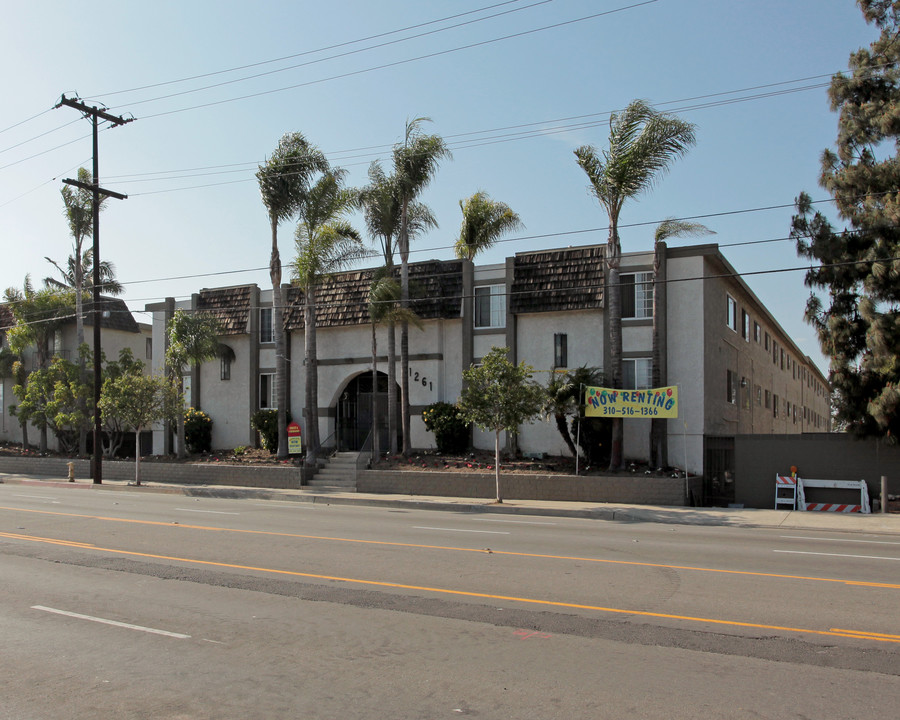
726 294 737 332
764 331 770 351
726 370 737 404
765 389 771 409
772 340 778 365
741 376 751 409
221 355 231 381
773 394 779 418
145 337 153 360
553 333 567 369
259 307 274 344
754 322 761 343
622 272 654 319
623 358 652 390
741 310 751 341
755 385 762 406
780 348 785 370
474 285 506 328
259 373 276 409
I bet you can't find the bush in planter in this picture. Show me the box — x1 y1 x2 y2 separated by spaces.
184 408 213 454
250 409 292 454
422 402 470 454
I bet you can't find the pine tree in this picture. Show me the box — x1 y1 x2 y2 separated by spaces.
791 0 900 438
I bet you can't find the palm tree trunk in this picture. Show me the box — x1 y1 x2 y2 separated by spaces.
607 226 624 471
75 254 88 456
304 287 321 465
555 413 578 458
387 317 397 454
270 218 289 460
399 201 411 455
176 375 187 458
134 428 142 486
371 321 379 461
650 240 668 469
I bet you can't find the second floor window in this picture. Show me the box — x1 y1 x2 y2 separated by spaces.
259 307 274 344
259 373 275 409
622 272 654 319
474 285 505 328
553 333 567 369
623 358 652 390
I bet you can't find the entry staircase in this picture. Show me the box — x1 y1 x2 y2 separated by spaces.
305 451 358 492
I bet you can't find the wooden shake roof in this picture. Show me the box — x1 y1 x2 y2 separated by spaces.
285 259 464 330
82 297 142 333
511 246 604 313
198 285 252 336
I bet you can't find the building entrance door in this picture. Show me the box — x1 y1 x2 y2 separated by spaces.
336 371 400 452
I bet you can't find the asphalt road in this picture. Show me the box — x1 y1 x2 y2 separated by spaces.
1 484 898 719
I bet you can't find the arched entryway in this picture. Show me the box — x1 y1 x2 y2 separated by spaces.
335 371 401 452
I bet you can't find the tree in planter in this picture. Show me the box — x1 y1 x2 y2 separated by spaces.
575 100 696 470
99 370 179 486
184 407 213 454
422 402 470 455
458 347 545 502
250 409 292 454
166 309 222 458
543 365 607 461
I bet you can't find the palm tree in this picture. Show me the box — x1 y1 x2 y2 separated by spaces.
574 100 696 470
392 118 450 455
292 169 367 465
165 309 223 459
360 160 437 454
542 365 606 461
257 133 329 459
650 219 714 469
454 191 523 261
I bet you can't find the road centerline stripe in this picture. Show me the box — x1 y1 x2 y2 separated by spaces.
31 605 190 639
774 550 900 562
414 526 510 535
175 508 240 515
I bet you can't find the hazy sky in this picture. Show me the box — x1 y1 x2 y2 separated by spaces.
0 0 877 373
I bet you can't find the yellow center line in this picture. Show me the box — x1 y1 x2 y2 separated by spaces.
2 505 898 590
2 529 897 645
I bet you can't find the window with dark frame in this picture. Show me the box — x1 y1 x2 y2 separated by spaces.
621 272 654 319
474 285 506 328
553 333 568 369
259 307 274 344
221 355 231 381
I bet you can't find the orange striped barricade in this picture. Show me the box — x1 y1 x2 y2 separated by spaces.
775 475 799 510
796 477 871 514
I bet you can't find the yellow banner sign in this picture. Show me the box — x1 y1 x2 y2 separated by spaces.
584 386 678 419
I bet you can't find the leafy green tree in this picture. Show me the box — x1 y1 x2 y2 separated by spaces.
257 132 330 459
650 219 714 467
392 118 451 455
791 1 900 438
291 168 367 464
4 277 74 452
101 348 145 457
422 401 470 454
99 369 179 485
574 100 696 470
43 353 93 453
454 191 523 261
458 347 544 502
166 309 222 458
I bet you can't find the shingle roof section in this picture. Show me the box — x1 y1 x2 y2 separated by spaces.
198 286 251 336
285 259 463 330
511 246 604 314
83 297 141 333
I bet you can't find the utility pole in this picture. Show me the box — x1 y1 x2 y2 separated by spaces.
55 94 133 484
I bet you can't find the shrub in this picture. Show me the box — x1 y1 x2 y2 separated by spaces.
422 402 470 454
250 409 291 454
184 407 213 454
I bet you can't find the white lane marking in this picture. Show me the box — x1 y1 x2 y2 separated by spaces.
31 606 191 638
253 502 314 508
774 550 900 561
779 535 900 546
12 494 58 500
414 526 509 535
473 518 557 526
175 508 240 515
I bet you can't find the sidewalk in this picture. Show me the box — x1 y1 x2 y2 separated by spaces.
2 472 899 535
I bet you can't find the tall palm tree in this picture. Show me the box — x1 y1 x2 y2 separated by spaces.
257 132 329 459
454 191 523 261
574 99 696 470
367 273 423 458
361 160 437 454
650 219 714 468
392 118 450 455
292 168 367 465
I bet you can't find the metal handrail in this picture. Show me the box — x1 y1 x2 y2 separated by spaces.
355 428 374 477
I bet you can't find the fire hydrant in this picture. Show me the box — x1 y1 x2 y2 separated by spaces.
67 462 75 482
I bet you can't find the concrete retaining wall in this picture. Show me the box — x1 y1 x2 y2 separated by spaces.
358 470 699 506
0 457 302 489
